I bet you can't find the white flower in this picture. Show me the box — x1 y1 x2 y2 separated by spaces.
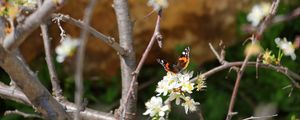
156 72 180 96
178 71 195 93
156 79 170 96
247 2 271 26
148 0 168 11
143 97 169 118
167 92 183 105
181 96 200 114
275 37 296 60
55 36 79 63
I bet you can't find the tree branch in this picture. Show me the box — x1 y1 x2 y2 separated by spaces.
226 1 281 119
0 82 115 120
3 0 66 52
51 14 127 56
4 109 43 119
255 0 281 40
38 0 64 100
272 6 300 23
121 11 162 119
242 114 278 120
191 61 300 86
41 22 64 100
74 0 97 119
113 0 136 119
0 46 69 119
226 53 251 120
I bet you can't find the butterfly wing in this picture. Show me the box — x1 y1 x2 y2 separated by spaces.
157 59 179 73
175 47 190 72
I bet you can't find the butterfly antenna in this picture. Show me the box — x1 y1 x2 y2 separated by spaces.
142 10 156 20
186 46 190 51
134 10 156 24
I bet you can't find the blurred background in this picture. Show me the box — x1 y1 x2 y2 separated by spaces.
1 0 300 119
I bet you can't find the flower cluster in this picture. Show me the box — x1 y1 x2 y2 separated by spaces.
247 2 271 26
275 37 296 60
55 36 79 63
262 37 298 65
144 71 206 119
147 0 168 11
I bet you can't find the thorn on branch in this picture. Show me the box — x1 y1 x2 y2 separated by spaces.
256 53 263 79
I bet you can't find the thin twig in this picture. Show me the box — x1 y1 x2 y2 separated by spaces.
52 16 67 41
4 109 43 119
209 42 229 65
272 7 300 24
51 13 127 56
255 0 281 40
242 114 278 120
74 0 97 120
0 82 115 120
38 1 64 99
209 43 223 63
121 10 162 119
41 24 64 100
226 52 251 120
191 61 300 86
226 1 280 119
39 0 63 100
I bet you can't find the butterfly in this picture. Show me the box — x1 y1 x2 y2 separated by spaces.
157 47 190 74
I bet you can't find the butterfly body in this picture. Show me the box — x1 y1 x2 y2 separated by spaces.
157 47 190 74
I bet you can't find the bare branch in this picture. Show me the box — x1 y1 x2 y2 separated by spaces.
74 0 97 119
121 11 162 119
226 1 281 119
243 114 278 120
4 109 43 119
3 0 66 52
40 22 64 100
0 46 69 119
192 61 300 87
0 82 115 120
272 7 300 24
113 0 136 119
51 14 127 56
209 43 227 64
226 54 251 120
255 0 281 40
0 82 31 105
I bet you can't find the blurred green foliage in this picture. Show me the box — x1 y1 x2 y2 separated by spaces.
1 1 300 120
